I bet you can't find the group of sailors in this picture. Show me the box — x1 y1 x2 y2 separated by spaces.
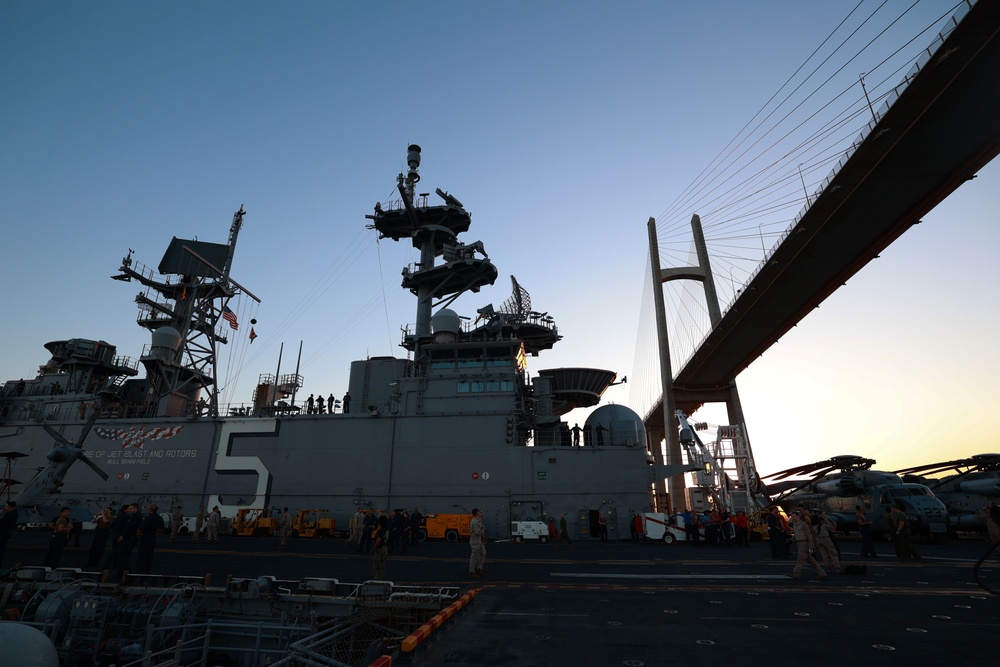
0 503 226 577
305 392 351 415
635 508 752 546
568 422 609 447
347 507 422 554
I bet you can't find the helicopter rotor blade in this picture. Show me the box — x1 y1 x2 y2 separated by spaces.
77 413 98 446
79 454 110 481
42 423 72 448
772 477 818 504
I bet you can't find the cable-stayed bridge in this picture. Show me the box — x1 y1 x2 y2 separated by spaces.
637 0 1000 499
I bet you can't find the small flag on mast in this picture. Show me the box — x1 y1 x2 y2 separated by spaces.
249 327 257 343
222 306 239 330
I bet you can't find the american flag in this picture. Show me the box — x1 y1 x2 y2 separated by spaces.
222 306 239 330
96 425 185 449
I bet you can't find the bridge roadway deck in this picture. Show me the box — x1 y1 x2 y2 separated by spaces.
4 533 997 666
650 0 1000 424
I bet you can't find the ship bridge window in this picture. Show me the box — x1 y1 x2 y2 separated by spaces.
457 380 514 394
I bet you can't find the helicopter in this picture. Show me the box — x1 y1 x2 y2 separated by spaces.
0 413 109 525
894 454 1000 534
761 455 949 540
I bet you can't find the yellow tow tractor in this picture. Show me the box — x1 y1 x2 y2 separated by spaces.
291 509 337 538
230 508 277 537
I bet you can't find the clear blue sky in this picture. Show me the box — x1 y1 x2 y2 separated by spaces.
2 1 996 477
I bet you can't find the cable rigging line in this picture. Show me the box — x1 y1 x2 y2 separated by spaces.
658 0 872 226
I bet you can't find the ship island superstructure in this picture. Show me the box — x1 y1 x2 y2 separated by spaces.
0 145 655 539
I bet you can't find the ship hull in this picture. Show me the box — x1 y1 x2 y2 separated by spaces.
2 412 653 537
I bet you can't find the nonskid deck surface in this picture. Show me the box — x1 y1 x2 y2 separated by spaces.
4 534 996 666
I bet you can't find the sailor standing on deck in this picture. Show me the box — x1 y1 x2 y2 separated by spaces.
469 508 487 578
410 507 423 547
206 506 221 544
556 512 573 550
194 506 206 543
116 504 141 577
359 510 376 554
102 506 129 570
889 504 921 560
790 510 826 581
86 507 113 567
170 506 183 543
278 508 291 550
856 505 878 558
813 510 842 573
372 516 389 580
135 504 165 574
43 507 72 568
348 507 364 548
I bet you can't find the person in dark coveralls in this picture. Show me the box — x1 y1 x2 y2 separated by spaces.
0 500 19 566
102 506 130 570
390 510 408 554
43 507 72 568
766 506 787 559
135 504 165 574
410 507 423 546
87 507 113 567
342 392 351 414
372 516 389 580
556 512 573 550
116 503 142 577
856 505 878 558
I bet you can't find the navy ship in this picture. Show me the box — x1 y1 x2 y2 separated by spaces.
0 146 657 538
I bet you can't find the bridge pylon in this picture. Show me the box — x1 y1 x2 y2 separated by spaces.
646 214 758 511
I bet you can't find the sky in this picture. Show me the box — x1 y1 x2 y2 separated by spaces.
1 1 996 480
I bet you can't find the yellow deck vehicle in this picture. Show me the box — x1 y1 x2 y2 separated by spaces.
230 508 277 537
419 513 471 542
291 509 336 537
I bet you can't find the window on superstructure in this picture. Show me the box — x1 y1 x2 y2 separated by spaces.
456 380 515 394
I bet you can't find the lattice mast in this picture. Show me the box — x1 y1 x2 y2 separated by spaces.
113 207 257 417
